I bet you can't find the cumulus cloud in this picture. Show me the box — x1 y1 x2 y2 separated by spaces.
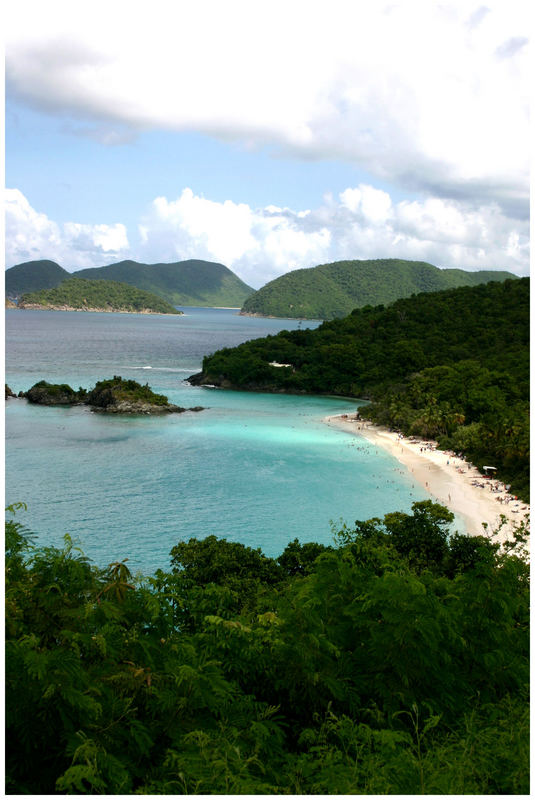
5 189 130 268
137 191 332 284
5 1 529 216
7 187 529 284
137 186 529 286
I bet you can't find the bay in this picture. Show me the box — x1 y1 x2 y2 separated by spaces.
5 307 428 574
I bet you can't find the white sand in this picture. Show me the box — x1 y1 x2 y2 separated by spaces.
324 414 530 549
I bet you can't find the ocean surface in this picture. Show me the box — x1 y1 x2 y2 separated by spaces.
5 307 429 574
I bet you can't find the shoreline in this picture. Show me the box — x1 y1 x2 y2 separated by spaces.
15 304 180 315
324 414 529 548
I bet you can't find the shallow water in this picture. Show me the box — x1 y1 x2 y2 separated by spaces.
5 307 428 574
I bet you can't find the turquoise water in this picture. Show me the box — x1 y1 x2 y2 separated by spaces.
5 308 428 574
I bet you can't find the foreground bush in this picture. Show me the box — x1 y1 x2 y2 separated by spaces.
5 502 529 794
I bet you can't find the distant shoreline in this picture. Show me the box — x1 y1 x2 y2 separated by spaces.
14 304 181 315
324 413 530 548
239 311 315 320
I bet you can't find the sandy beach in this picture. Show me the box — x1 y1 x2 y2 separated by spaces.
325 414 530 550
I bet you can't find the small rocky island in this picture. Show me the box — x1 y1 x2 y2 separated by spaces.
18 377 204 415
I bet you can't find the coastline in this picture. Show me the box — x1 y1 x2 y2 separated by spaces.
324 413 530 548
15 304 181 315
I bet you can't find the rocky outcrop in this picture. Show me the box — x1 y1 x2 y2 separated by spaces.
5 384 16 399
186 371 305 394
187 371 217 386
23 381 85 406
91 399 185 414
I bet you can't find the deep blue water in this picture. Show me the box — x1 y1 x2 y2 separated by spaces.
5 307 428 574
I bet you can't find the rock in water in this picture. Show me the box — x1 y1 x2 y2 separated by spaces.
23 381 84 405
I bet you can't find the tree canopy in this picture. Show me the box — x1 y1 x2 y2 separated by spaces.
19 277 181 314
241 258 516 319
5 501 529 794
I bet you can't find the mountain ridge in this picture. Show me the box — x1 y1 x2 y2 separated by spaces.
6 258 254 308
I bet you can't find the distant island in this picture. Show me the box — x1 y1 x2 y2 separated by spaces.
240 258 517 319
17 278 182 315
18 376 205 415
6 256 517 320
6 258 254 308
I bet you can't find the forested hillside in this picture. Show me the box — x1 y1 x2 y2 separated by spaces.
18 278 181 314
5 259 70 299
6 258 254 308
6 500 529 794
192 279 530 498
240 259 516 319
75 259 254 307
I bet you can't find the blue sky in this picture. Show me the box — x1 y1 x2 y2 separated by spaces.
5 0 530 288
8 101 405 228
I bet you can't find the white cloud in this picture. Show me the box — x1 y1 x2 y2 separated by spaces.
142 191 258 265
340 186 393 225
5 1 529 216
5 189 130 268
137 185 529 285
137 190 333 284
7 186 529 286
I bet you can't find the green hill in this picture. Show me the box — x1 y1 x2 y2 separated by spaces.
5 260 70 299
75 259 254 307
192 278 530 498
240 259 517 319
6 258 254 307
18 278 182 315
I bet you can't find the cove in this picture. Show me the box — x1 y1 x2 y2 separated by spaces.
5 307 429 574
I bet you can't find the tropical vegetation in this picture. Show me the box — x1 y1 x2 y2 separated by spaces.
240 258 516 319
18 277 181 314
192 278 530 499
75 259 254 307
5 259 70 299
6 258 254 307
5 501 529 794
21 376 181 412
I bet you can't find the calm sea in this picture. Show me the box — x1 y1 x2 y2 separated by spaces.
5 307 428 574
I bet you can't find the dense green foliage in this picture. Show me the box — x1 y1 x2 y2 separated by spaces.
75 259 254 307
5 259 70 299
241 258 516 319
7 258 254 307
6 502 529 794
19 277 181 314
23 377 170 408
86 376 170 407
25 380 87 405
194 278 530 499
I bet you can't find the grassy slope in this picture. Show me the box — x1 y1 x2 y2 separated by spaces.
19 278 181 314
241 259 517 319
